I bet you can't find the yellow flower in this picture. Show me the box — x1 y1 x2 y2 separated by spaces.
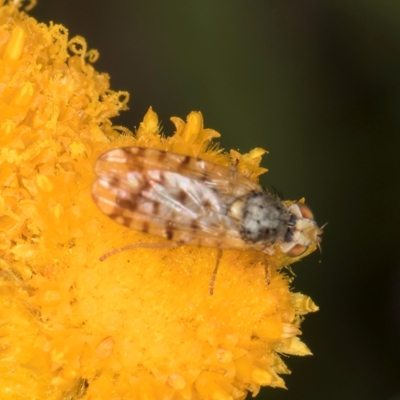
0 2 319 399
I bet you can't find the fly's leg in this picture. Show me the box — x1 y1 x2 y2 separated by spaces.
101 242 224 296
209 248 223 295
99 241 179 261
264 262 271 285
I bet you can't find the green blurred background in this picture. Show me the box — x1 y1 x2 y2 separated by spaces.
32 1 400 399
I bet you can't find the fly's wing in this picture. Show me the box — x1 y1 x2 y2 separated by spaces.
92 147 261 249
95 147 261 195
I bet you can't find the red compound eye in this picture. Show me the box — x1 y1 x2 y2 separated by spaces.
297 203 314 220
286 244 308 257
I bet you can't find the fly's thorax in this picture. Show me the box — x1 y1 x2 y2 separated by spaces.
231 191 290 246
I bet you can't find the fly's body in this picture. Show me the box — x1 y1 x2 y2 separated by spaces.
92 147 322 258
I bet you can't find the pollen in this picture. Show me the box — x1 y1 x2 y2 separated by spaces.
0 2 319 400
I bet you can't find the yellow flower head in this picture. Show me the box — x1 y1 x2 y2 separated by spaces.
0 2 319 399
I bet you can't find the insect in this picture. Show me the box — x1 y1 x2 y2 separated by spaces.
92 147 323 291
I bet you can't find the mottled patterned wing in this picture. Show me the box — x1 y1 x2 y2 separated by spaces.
92 147 261 249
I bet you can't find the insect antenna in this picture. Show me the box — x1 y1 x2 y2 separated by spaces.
316 222 328 254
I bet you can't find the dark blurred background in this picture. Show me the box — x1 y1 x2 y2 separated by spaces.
31 2 400 399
